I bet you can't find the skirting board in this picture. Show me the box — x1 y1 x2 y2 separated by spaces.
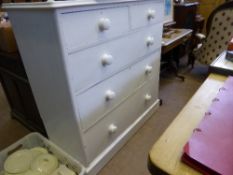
85 99 160 175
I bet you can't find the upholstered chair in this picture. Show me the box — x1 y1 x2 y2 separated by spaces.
191 1 233 66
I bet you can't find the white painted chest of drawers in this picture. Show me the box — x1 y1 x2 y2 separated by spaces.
4 0 164 174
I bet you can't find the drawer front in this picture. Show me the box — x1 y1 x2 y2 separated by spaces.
83 74 159 162
129 1 164 29
60 6 130 52
68 23 163 94
76 51 160 131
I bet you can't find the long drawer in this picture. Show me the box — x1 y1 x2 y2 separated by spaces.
83 73 159 162
129 0 164 29
59 6 130 52
75 51 160 131
68 23 163 94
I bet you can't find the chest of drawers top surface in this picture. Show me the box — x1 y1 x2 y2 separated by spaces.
3 0 163 9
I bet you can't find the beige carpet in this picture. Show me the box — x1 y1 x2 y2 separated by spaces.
0 61 208 174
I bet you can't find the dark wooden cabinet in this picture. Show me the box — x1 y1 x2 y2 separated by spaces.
173 2 205 67
174 2 205 33
0 51 47 136
174 2 199 30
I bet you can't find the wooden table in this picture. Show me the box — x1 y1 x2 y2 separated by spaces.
161 28 192 81
148 73 227 175
162 28 193 54
209 51 233 76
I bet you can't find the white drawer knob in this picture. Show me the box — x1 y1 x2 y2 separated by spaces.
146 36 155 46
147 9 156 20
101 53 113 66
98 18 111 31
105 90 116 101
108 124 118 134
145 65 153 74
145 94 152 101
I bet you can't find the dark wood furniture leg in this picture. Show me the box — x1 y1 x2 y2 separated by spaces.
147 156 168 175
162 49 185 81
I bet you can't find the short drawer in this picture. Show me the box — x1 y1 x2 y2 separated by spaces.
129 1 164 29
83 74 159 162
59 6 130 51
75 51 160 131
68 23 163 94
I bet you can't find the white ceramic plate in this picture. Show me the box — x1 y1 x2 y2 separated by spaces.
30 147 48 160
51 165 75 175
4 149 33 174
24 170 45 175
5 171 25 175
31 154 58 175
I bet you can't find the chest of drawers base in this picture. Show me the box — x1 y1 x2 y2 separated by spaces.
4 0 164 174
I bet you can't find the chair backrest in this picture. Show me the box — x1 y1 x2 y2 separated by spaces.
196 1 233 64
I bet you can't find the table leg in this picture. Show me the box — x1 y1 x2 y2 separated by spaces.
147 156 168 175
168 50 185 81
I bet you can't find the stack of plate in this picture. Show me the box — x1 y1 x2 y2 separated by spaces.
3 147 76 175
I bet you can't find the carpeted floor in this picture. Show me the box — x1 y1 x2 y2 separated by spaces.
0 60 208 175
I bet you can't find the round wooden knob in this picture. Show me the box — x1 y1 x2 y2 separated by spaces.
108 124 118 134
145 94 152 101
101 53 113 66
99 18 111 31
145 65 153 74
146 36 155 46
147 9 156 20
105 90 116 101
